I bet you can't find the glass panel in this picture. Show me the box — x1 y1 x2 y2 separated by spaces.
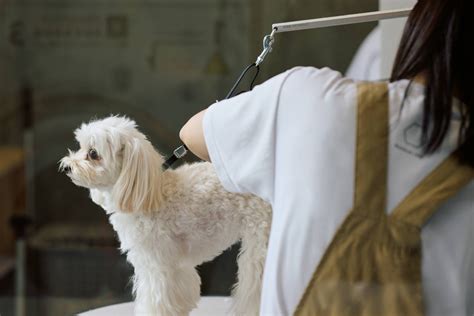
0 0 377 314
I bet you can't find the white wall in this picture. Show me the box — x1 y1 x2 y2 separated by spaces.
379 0 416 78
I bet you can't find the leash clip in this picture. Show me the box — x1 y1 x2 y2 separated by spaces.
173 145 188 159
255 28 277 66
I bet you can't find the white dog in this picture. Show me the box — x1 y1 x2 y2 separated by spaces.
60 116 271 316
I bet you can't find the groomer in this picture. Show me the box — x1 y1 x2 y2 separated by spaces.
180 0 474 315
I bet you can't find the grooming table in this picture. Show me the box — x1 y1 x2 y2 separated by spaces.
78 297 233 316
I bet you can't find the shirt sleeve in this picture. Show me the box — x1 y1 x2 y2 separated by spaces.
203 68 299 203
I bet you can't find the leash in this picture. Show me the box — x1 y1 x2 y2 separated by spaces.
162 28 276 170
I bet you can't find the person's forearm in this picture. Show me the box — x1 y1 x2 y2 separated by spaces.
179 109 210 162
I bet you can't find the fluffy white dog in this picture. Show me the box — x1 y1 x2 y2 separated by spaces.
60 116 271 316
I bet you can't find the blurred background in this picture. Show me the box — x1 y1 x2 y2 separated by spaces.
0 0 416 314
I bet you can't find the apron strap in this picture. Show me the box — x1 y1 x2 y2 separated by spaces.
352 82 389 218
390 152 474 227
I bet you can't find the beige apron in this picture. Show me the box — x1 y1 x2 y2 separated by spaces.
294 82 474 316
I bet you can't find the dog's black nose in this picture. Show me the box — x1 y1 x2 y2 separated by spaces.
63 166 71 173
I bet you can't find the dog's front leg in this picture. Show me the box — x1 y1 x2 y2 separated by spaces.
133 264 201 316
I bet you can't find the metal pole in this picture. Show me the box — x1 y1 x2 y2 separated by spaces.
272 8 412 33
15 240 26 316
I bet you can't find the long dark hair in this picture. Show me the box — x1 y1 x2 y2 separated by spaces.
391 0 473 167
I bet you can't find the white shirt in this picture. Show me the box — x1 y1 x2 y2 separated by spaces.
346 26 382 81
203 67 474 316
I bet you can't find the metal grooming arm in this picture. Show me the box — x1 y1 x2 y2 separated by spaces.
272 8 412 33
255 8 412 66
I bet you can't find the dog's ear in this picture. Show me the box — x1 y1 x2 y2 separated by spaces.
112 137 163 213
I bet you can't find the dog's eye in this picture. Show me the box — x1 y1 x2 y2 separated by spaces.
88 149 99 160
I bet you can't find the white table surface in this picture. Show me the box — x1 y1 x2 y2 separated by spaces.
78 297 233 316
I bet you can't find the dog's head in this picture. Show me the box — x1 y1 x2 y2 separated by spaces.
60 116 164 213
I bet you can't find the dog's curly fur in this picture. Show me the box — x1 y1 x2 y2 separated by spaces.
60 116 271 315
